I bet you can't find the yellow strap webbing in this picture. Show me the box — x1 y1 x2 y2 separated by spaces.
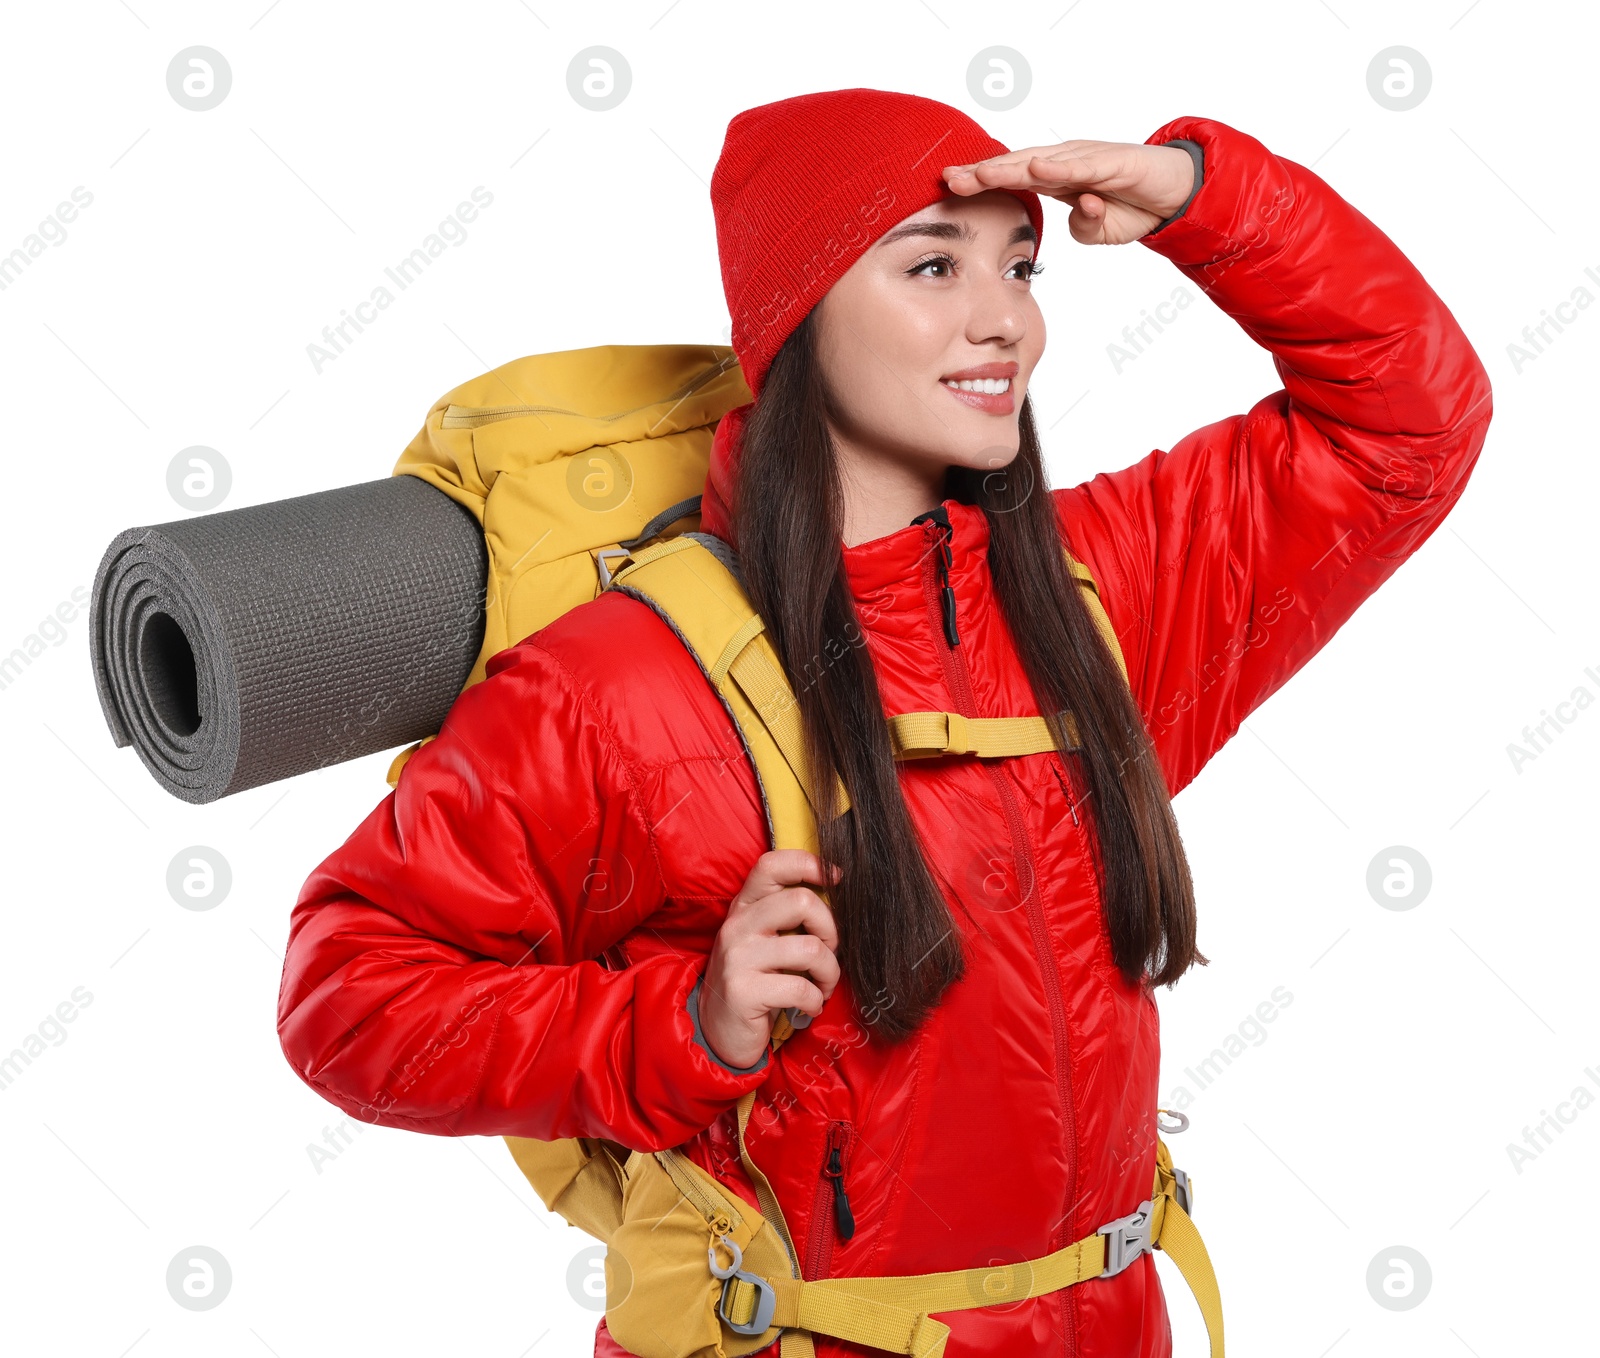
1151 1138 1224 1355
727 640 851 818
886 710 1082 759
1067 555 1130 686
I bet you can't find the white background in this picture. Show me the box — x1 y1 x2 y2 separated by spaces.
1 1 1593 1355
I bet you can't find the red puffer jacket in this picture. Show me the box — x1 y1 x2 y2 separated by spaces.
277 115 1491 1357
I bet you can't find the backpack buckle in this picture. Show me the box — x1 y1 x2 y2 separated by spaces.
1172 1167 1192 1217
1097 1199 1154 1277
595 547 632 591
708 1234 777 1336
717 1269 778 1336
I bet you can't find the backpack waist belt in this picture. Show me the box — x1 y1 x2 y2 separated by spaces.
715 1133 1221 1358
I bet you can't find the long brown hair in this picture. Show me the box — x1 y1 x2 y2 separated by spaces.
733 310 1204 1043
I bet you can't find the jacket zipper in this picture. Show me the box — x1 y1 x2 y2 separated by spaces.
917 514 1080 1354
803 1120 855 1279
911 505 960 646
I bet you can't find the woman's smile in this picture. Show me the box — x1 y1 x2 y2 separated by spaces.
940 359 1019 414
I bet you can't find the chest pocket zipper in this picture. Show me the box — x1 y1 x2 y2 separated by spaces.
804 1120 856 1279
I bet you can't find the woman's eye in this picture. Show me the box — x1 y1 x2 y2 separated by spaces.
907 254 1042 281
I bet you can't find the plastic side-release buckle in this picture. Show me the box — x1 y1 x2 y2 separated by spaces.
1097 1199 1154 1277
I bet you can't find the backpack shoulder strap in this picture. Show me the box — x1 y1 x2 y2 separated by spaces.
1064 550 1130 687
607 534 849 853
606 532 843 1056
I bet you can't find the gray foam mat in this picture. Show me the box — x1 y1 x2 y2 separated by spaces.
89 474 486 804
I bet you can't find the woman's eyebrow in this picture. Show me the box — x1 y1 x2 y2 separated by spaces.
875 220 1038 249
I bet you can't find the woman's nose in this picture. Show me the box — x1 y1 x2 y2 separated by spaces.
967 275 1029 348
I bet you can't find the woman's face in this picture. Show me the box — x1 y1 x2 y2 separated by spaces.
812 188 1044 493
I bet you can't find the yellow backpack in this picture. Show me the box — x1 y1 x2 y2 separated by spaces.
385 344 1224 1358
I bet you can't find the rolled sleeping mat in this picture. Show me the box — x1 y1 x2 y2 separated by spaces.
89 474 486 804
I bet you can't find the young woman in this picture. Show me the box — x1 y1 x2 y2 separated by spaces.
277 89 1491 1357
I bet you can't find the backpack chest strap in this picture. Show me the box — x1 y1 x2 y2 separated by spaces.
886 710 1082 759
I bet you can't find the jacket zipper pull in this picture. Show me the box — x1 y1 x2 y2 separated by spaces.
825 1142 855 1240
913 507 961 648
832 1126 857 1241
934 522 960 649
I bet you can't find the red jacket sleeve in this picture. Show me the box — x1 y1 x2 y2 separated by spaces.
1054 116 1493 797
275 635 768 1151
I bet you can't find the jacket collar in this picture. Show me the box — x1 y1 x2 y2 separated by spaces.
841 499 989 638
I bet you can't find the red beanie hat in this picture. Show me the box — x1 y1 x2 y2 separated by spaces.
700 87 1045 545
711 87 1046 398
